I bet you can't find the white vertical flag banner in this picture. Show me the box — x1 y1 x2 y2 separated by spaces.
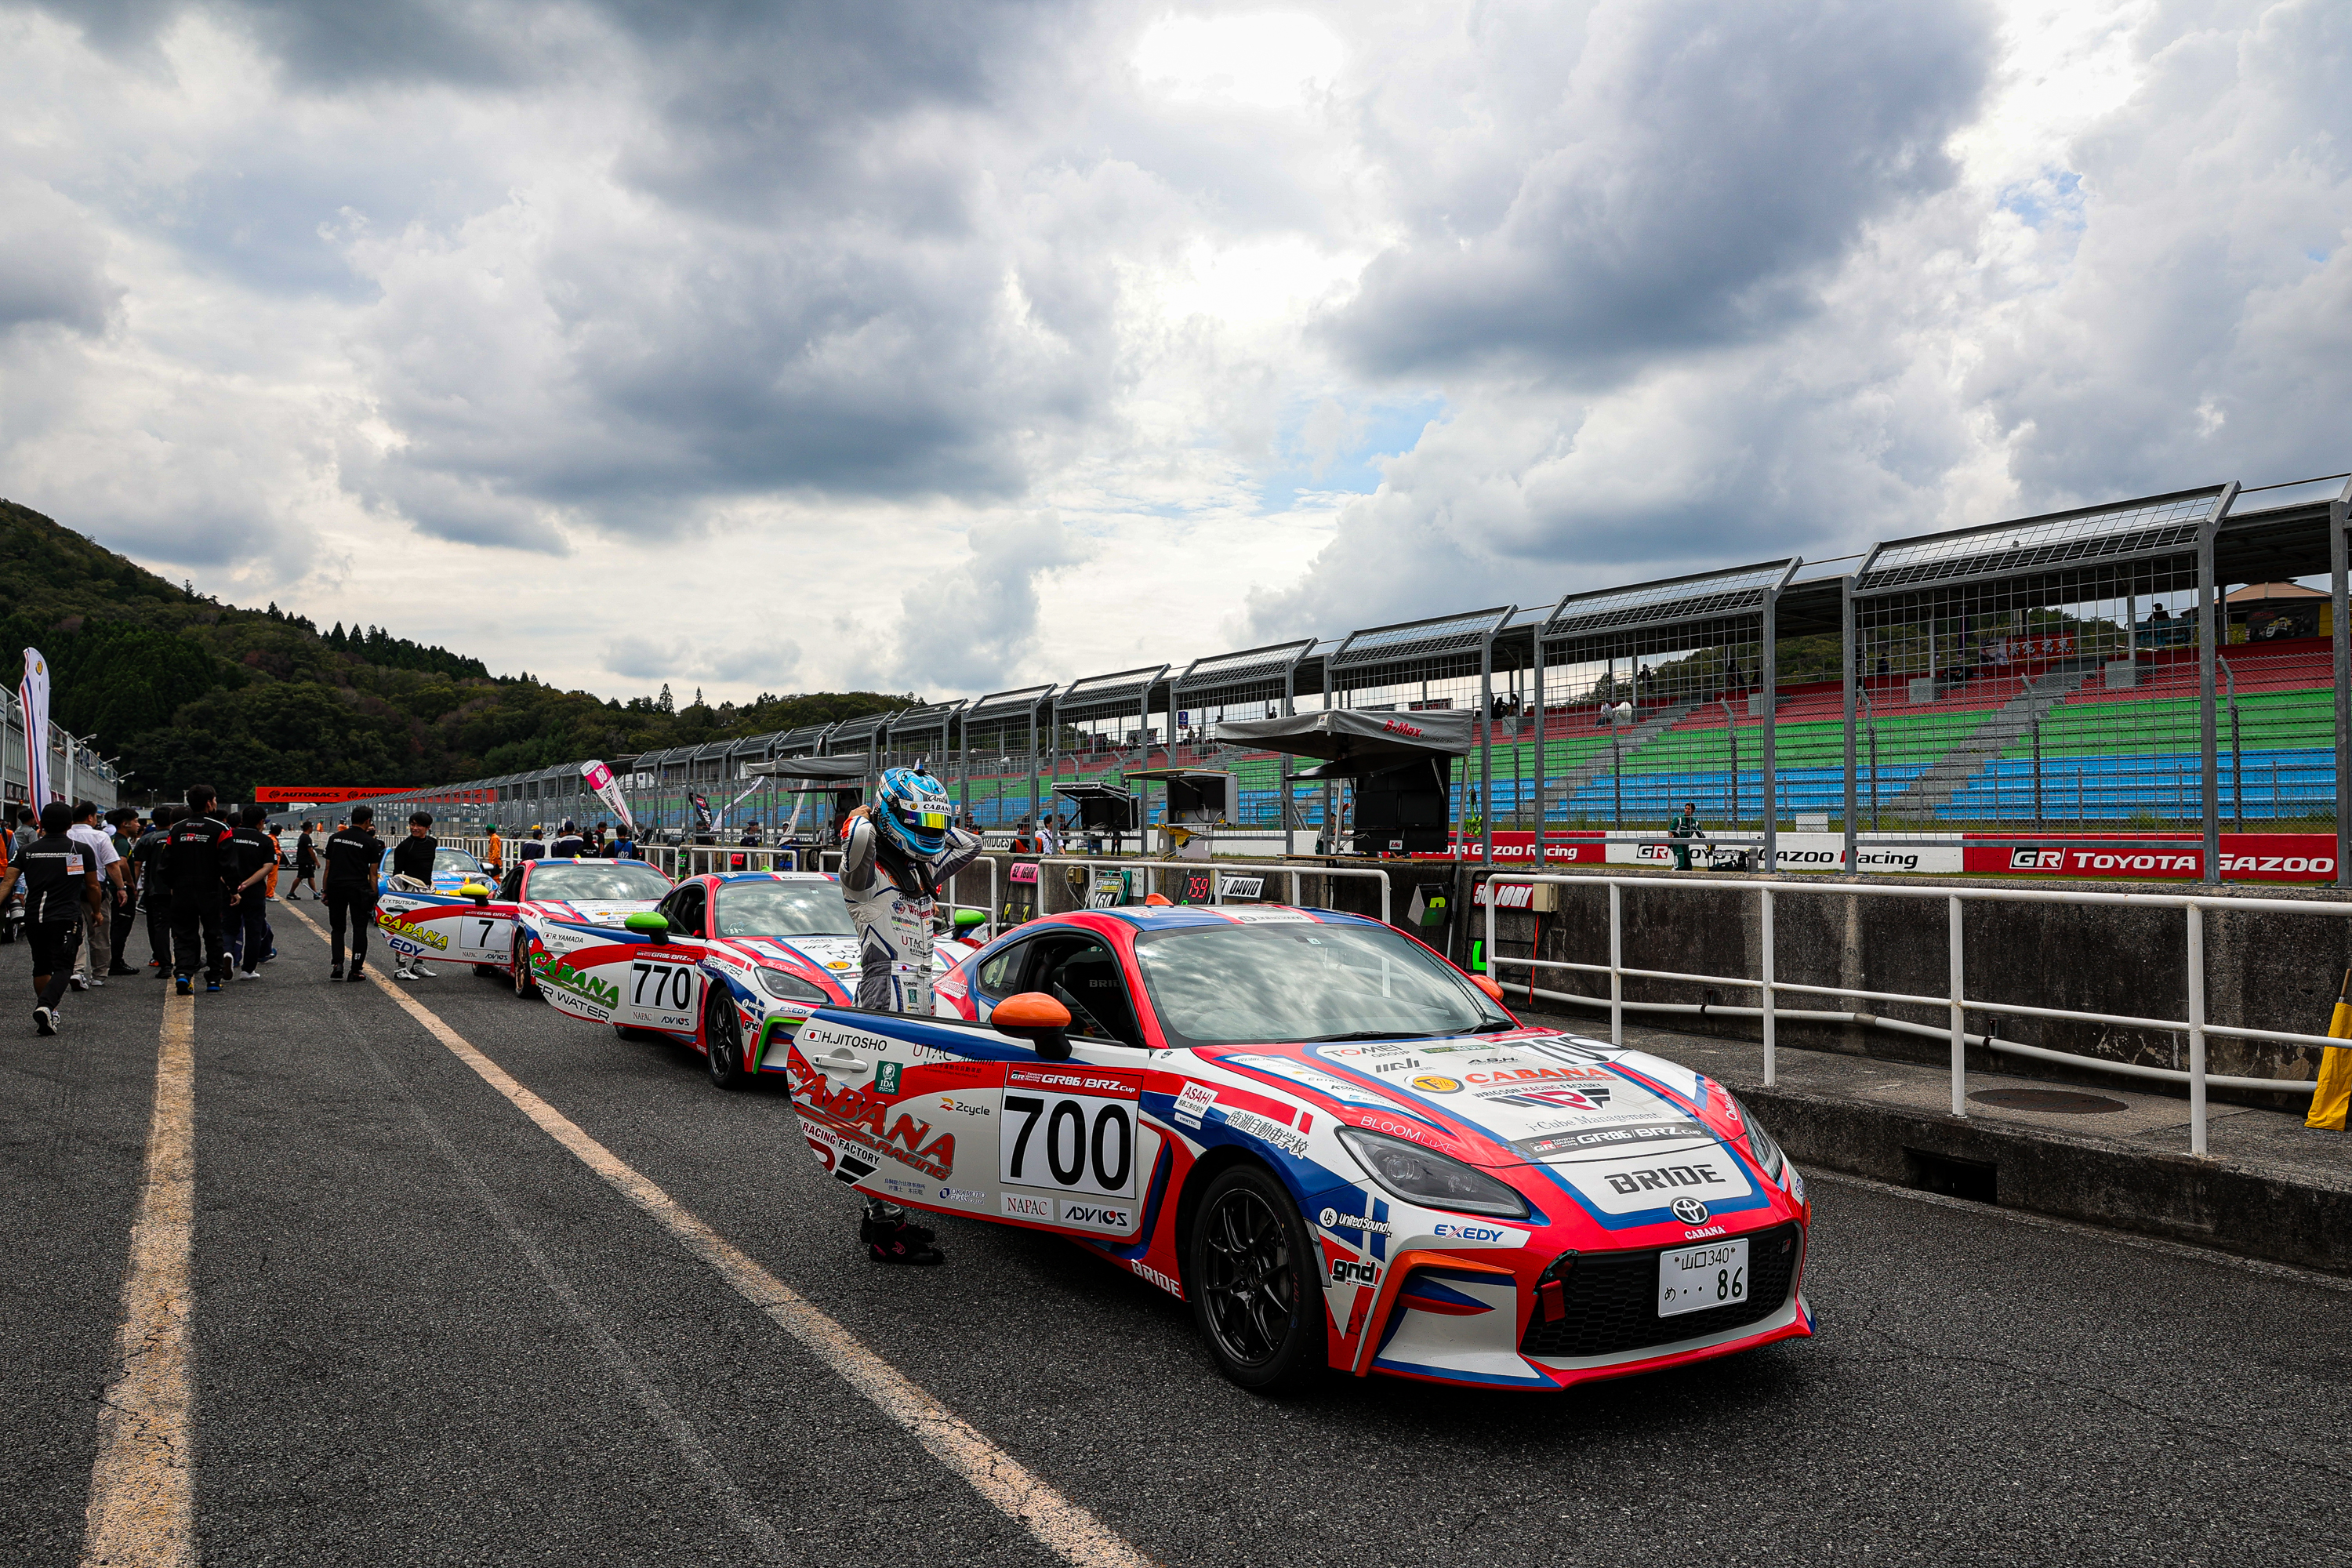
21 648 49 808
580 759 634 833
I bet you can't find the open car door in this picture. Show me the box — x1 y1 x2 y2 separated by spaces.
531 911 705 1032
783 1000 1162 1243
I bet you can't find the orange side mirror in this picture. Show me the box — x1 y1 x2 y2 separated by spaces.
1472 974 1506 1002
993 991 1075 1060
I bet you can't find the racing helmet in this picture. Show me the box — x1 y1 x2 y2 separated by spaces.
873 765 953 857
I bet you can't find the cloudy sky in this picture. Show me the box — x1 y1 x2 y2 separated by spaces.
2 0 2347 703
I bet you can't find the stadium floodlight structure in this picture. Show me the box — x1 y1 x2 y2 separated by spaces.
1051 665 1169 836
1844 484 2239 878
1325 605 1513 862
1530 558 1803 871
960 684 1055 831
1167 640 1315 833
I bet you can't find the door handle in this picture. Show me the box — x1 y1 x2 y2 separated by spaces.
813 1050 869 1074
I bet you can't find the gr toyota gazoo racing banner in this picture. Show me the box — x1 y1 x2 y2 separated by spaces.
783 904 1810 1393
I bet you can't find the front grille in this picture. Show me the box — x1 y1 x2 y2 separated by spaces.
1517 1223 1802 1359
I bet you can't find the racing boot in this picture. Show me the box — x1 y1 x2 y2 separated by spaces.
860 1203 944 1265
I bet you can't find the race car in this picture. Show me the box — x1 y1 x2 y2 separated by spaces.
778 904 1810 1393
521 868 992 1087
371 855 673 987
423 846 491 893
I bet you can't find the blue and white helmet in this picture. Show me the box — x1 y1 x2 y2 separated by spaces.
873 765 953 857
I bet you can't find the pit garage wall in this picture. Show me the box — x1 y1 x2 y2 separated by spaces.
1473 866 2343 1094
960 851 2339 1096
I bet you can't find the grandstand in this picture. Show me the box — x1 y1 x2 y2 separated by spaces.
337 472 2350 876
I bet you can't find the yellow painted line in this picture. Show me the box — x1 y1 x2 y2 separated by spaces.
284 902 1153 1568
82 991 197 1568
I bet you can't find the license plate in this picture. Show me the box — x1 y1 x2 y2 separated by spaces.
1658 1238 1749 1318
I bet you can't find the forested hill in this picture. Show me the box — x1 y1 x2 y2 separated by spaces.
0 499 912 803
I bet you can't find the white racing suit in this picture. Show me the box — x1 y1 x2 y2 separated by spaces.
840 812 982 1258
840 815 982 1014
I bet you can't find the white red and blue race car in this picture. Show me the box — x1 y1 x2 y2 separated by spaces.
371 855 673 989
779 903 1810 1393
518 869 992 1087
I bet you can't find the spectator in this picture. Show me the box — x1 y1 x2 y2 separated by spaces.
390 811 439 981
518 823 548 862
1036 817 1060 855
321 806 387 982
291 822 320 899
133 807 176 974
0 801 100 1034
481 823 504 880
104 808 142 976
607 822 637 859
1668 800 1705 872
739 820 761 848
67 800 125 992
163 786 237 993
227 805 278 980
549 818 587 858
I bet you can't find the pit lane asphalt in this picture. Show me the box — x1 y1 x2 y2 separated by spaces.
6 911 2352 1568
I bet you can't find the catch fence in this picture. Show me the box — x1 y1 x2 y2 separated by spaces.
335 468 2352 887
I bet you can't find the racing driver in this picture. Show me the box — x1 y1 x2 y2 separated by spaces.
840 764 980 1265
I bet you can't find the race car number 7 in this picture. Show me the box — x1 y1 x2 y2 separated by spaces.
1002 1092 1136 1200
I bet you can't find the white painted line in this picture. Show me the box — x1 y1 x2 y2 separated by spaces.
291 902 1152 1568
82 991 196 1568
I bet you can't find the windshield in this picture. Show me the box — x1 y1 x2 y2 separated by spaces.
434 848 484 877
716 880 855 938
525 862 673 903
1131 920 1512 1048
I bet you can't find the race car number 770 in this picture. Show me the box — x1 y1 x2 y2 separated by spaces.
630 960 692 1012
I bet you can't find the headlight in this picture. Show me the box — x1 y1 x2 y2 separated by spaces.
1730 1094 1786 1183
1336 1127 1529 1220
758 967 829 1003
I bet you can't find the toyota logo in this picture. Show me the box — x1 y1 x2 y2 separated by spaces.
1671 1197 1710 1225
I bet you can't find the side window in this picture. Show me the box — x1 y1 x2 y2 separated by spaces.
976 939 1033 998
500 866 524 900
1032 935 1145 1050
675 885 707 938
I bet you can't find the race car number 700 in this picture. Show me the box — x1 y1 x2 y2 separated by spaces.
1000 1067 1141 1201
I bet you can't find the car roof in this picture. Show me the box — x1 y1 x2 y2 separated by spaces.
1080 905 1382 931
709 869 837 884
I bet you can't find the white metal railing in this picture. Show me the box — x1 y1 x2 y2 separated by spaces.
1484 873 2347 1156
1033 855 1392 925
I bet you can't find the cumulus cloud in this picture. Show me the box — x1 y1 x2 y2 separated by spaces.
0 0 2346 709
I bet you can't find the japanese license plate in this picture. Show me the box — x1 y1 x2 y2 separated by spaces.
1658 1238 1749 1318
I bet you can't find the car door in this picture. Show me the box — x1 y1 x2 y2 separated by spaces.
792 929 1163 1243
614 882 707 1033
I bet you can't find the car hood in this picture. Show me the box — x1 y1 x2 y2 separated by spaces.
534 899 659 925
711 934 861 980
1216 1029 1737 1171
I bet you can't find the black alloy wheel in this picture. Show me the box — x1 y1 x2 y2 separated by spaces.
1186 1164 1328 1392
511 934 538 999
703 985 751 1090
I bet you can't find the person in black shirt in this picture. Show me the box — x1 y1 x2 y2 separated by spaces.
322 804 387 981
133 806 177 975
227 804 276 981
389 811 439 981
518 826 548 862
0 801 101 1033
106 808 142 975
163 786 238 993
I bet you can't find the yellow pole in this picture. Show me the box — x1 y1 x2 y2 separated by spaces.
2307 967 2352 1131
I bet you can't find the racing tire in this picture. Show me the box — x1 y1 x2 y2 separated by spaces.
511 935 539 1000
1186 1164 1329 1394
702 988 752 1091
473 964 499 978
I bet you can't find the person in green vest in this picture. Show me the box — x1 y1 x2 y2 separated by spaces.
1668 800 1705 870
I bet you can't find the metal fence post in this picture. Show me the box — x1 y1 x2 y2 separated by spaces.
2198 483 2239 883
1762 578 1780 873
1479 622 1495 866
2332 477 2350 888
1947 893 1966 1116
2187 902 2208 1156
1841 573 1858 876
1532 627 1547 870
1761 884 1777 1087
1608 880 1624 1047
